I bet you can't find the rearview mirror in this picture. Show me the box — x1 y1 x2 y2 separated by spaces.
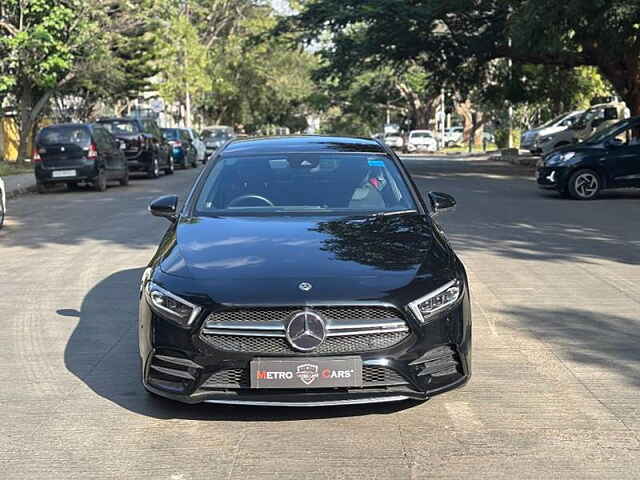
149 195 178 221
427 192 456 216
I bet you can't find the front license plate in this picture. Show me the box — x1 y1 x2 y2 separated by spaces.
52 169 76 178
250 356 362 389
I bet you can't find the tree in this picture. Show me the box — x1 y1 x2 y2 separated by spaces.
0 0 95 163
280 0 640 116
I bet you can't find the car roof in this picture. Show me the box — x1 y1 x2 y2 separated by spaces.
222 135 387 155
97 117 138 122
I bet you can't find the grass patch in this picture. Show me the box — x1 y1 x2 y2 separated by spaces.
0 161 33 176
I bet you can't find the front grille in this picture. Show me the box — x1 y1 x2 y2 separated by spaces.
206 306 400 323
201 330 409 355
200 365 408 390
202 368 249 388
201 305 410 355
362 366 408 386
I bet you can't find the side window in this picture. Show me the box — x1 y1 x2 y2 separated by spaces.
181 130 189 142
613 126 640 146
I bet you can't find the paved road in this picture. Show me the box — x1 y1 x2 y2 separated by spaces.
1 157 639 479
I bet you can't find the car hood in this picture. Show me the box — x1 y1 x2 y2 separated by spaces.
157 214 457 305
409 138 435 144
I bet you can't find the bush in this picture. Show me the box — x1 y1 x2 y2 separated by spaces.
495 128 521 149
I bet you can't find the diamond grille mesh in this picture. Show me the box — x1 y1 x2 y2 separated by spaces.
201 366 407 389
201 331 409 355
206 306 401 324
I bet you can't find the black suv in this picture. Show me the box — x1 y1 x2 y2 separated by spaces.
34 123 129 193
96 117 172 178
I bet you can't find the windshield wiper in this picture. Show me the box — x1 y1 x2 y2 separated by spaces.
369 209 417 217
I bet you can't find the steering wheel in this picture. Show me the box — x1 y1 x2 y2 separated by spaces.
227 194 275 207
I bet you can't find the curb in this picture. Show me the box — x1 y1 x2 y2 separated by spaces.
6 183 36 200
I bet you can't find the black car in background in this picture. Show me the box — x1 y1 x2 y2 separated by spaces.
537 116 640 199
34 123 129 193
96 117 172 178
161 128 198 169
140 135 471 406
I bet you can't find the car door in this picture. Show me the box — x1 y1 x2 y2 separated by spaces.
181 130 193 161
604 124 640 187
102 129 125 173
149 121 169 165
92 128 114 174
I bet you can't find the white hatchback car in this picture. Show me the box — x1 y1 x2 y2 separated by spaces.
0 176 5 229
406 130 438 153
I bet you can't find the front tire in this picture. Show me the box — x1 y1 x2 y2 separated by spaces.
119 169 129 186
568 169 600 200
164 157 174 175
148 156 160 179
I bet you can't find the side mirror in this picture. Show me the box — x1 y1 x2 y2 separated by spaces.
149 195 178 221
606 137 625 148
427 192 456 216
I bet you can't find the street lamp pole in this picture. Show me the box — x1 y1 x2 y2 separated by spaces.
184 0 192 128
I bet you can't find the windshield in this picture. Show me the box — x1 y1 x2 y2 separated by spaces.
538 113 567 129
583 118 632 145
203 129 231 140
38 126 91 147
194 153 416 215
99 121 139 135
410 132 433 138
163 129 180 140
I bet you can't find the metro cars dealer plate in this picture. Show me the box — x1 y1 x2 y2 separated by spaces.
250 356 362 389
52 170 76 178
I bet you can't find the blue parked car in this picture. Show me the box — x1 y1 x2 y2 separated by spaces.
161 128 198 169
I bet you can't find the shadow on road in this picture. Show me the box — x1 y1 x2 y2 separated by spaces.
64 268 420 421
0 169 198 250
502 306 640 389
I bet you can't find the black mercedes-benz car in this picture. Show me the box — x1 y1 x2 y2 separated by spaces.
537 116 640 199
139 136 471 406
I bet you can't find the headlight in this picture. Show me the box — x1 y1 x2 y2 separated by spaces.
547 151 576 166
540 136 552 144
145 282 201 327
407 279 462 323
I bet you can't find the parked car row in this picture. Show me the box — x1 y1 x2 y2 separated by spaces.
32 118 211 194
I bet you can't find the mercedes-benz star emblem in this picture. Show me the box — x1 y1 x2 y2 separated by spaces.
285 310 326 352
298 282 312 292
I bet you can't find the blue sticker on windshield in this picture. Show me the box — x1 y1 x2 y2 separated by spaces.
368 160 385 167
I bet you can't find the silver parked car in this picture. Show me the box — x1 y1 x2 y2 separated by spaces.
520 111 583 154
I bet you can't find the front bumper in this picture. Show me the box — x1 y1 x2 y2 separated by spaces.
536 166 570 190
138 286 472 406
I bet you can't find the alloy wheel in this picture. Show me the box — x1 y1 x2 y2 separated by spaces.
574 172 599 199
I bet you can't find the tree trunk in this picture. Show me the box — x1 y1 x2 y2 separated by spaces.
455 100 473 144
17 84 34 166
